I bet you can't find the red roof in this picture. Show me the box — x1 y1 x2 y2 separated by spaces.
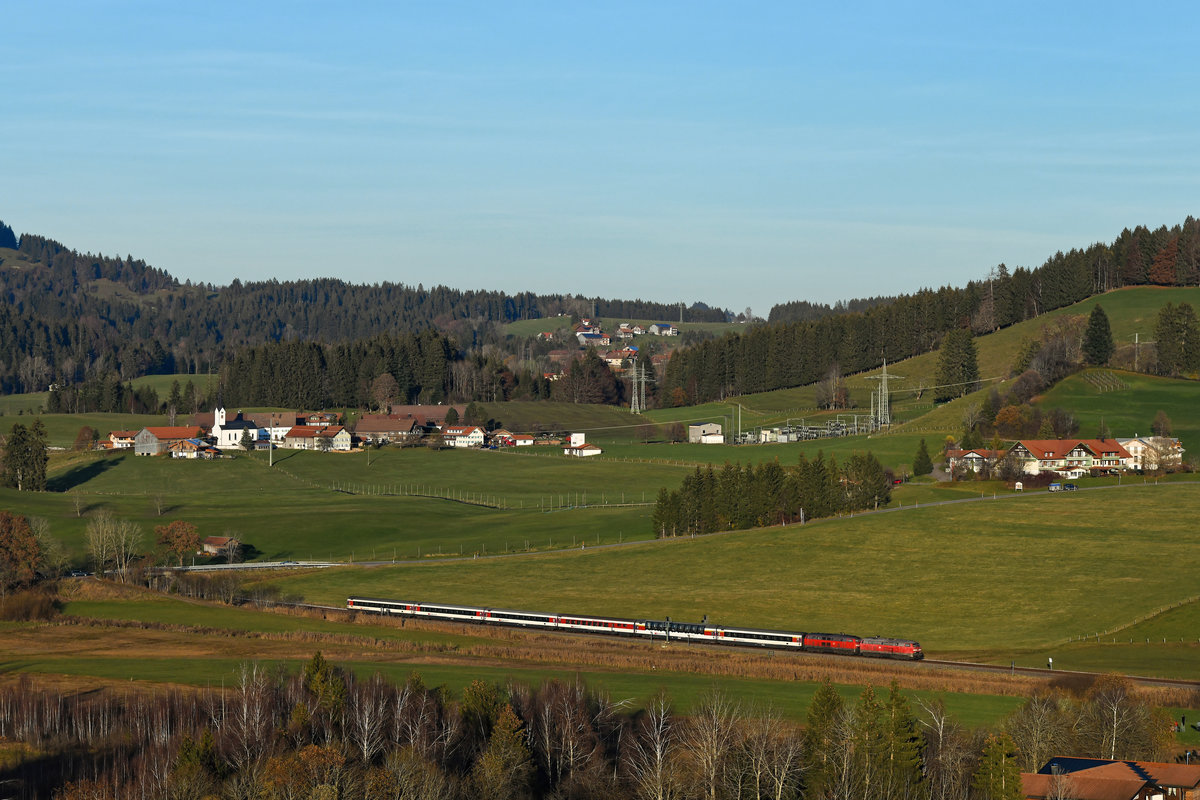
1014 439 1130 460
442 426 483 436
142 426 203 440
1022 772 1146 800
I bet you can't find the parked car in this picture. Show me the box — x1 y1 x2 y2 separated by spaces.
1063 483 1078 491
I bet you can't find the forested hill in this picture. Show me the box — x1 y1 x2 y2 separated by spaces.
0 220 727 394
663 218 1200 405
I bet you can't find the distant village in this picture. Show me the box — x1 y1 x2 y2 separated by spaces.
540 318 675 381
105 403 1184 483
108 406 604 460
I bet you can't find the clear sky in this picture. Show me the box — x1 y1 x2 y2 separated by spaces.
4 2 1198 316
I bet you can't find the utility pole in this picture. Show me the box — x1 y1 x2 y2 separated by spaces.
1132 333 1155 372
865 359 904 429
629 361 651 414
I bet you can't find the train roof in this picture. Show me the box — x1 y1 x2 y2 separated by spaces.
860 635 921 646
348 596 644 625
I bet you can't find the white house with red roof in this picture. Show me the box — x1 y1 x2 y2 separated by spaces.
441 425 485 448
563 432 602 457
108 430 138 449
283 425 352 451
1006 439 1130 478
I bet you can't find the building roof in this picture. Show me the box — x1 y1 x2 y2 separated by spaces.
946 448 1004 459
1021 772 1147 800
202 536 239 546
1040 757 1200 791
141 426 204 440
110 430 138 438
1012 439 1131 460
217 416 259 430
385 404 466 424
442 425 483 437
355 416 419 434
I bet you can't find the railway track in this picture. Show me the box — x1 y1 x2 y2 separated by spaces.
258 599 1199 690
923 659 1200 690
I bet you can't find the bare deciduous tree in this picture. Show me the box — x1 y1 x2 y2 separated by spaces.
625 691 679 800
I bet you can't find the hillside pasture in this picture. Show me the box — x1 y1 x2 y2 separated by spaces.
262 483 1200 669
1 450 662 562
1037 370 1200 454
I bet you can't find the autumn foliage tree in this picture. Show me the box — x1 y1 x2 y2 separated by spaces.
0 511 42 596
155 520 200 566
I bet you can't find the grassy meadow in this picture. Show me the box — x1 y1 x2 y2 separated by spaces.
1038 370 1200 453
258 483 1200 670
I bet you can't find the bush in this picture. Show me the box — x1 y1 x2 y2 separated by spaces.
0 589 58 621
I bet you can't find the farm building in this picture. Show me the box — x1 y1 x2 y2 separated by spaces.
688 423 724 444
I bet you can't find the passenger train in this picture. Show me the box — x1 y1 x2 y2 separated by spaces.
346 596 923 660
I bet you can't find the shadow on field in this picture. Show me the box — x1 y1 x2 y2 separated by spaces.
48 457 118 492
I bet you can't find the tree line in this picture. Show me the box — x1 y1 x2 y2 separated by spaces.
652 451 892 537
0 653 1174 800
662 218 1200 406
0 221 728 395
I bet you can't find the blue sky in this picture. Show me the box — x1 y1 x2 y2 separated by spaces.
4 2 1198 316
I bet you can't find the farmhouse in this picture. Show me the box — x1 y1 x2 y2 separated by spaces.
576 332 611 347
649 323 678 336
108 430 137 449
133 426 205 456
168 438 220 459
386 404 467 427
441 425 485 448
563 432 602 457
1006 439 1130 478
945 448 1004 474
283 425 352 451
355 414 421 444
1116 435 1185 472
201 536 241 557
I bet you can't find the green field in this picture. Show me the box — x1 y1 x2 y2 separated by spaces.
0 648 1022 727
36 594 1022 725
0 449 663 562
259 483 1200 672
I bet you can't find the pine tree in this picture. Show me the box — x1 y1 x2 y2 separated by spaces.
913 439 933 476
803 679 845 798
2 421 48 492
1082 305 1114 365
934 329 980 402
972 733 1023 800
881 681 924 799
470 704 532 800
